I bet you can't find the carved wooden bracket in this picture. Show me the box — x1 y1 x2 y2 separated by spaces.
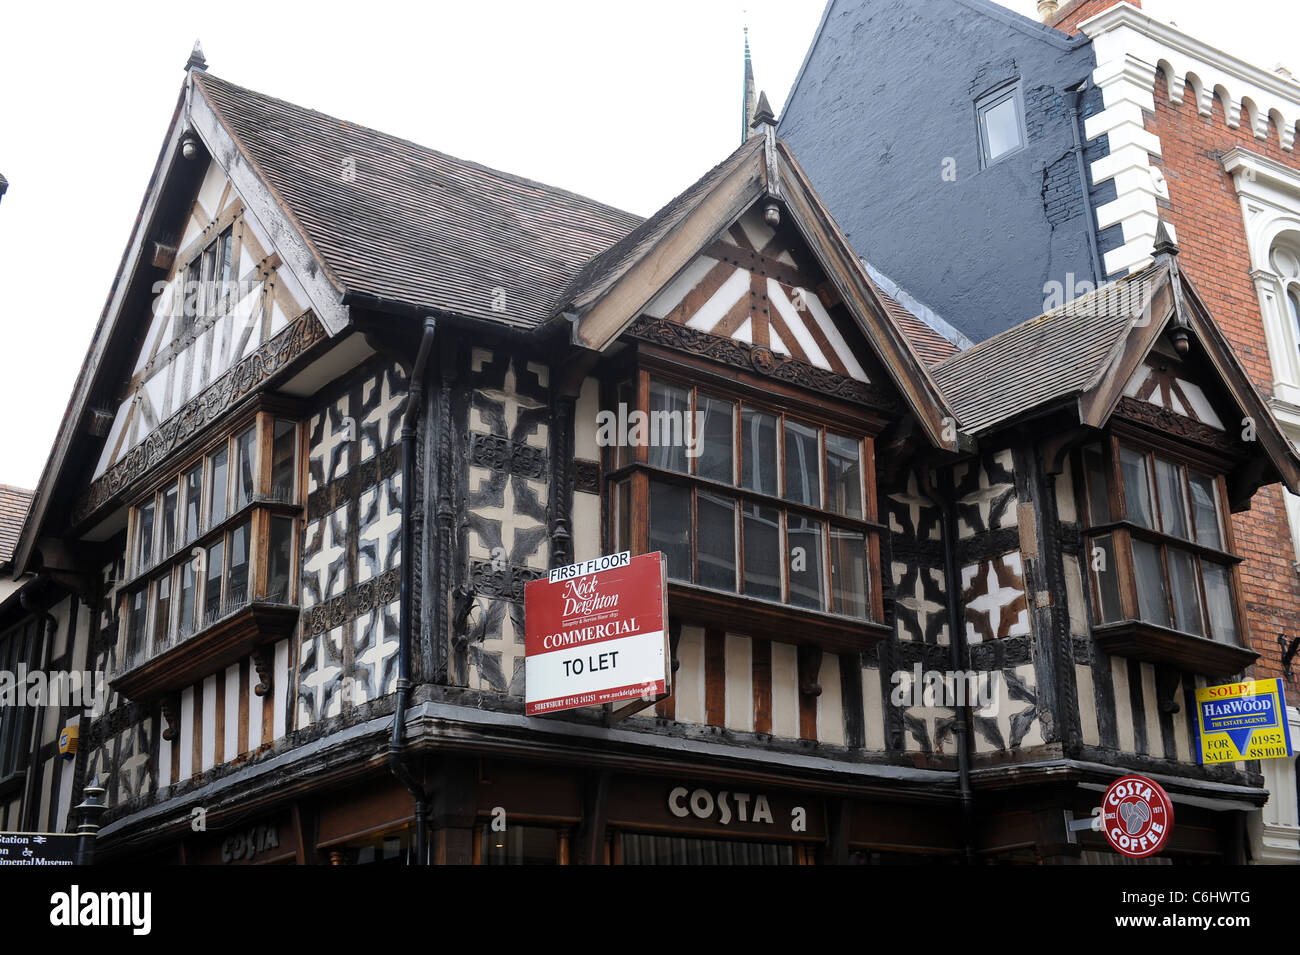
161 697 180 741
668 617 682 677
798 644 823 698
1155 666 1182 715
252 648 274 698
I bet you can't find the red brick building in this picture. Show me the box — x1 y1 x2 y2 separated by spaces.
1077 0 1300 860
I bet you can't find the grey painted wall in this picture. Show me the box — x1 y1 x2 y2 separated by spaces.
779 0 1121 344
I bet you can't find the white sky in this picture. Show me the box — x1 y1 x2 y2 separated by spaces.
0 0 1295 489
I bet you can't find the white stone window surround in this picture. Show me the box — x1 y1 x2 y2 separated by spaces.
1081 4 1300 278
1223 147 1300 568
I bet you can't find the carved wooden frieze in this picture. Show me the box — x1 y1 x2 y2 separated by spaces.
74 312 327 526
303 565 400 636
468 432 549 481
573 459 601 495
967 633 1035 671
306 444 402 521
467 558 546 602
626 315 900 412
1114 396 1242 454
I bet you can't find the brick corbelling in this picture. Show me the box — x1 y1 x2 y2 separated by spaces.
1148 74 1300 687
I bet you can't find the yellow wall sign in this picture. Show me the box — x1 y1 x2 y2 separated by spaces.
1194 679 1293 763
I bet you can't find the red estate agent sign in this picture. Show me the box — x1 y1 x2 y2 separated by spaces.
524 551 670 716
1101 774 1174 858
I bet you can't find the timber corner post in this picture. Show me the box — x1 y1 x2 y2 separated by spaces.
73 777 108 865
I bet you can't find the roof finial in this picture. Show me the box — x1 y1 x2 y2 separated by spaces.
742 24 758 143
751 90 776 131
185 39 207 73
1153 218 1179 257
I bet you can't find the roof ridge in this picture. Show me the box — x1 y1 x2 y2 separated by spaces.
557 134 766 313
194 71 643 226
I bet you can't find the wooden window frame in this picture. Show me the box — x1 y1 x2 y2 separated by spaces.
601 356 889 653
0 618 42 788
176 224 236 340
115 396 306 700
1075 429 1257 676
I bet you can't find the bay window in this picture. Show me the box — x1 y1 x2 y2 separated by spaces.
1079 434 1254 674
607 366 886 650
115 401 304 697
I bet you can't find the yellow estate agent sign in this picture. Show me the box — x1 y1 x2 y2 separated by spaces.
1195 679 1293 763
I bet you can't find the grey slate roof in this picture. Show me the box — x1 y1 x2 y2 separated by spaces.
931 263 1166 432
196 71 644 330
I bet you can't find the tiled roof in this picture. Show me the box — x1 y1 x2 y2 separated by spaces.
195 72 644 331
931 263 1165 432
866 278 960 366
197 71 957 370
557 136 764 314
0 485 33 566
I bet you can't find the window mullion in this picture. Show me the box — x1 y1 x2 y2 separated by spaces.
776 412 786 500
780 510 789 603
1107 436 1127 521
690 488 699 585
1114 528 1139 621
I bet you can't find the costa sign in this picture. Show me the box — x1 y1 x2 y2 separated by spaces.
524 552 670 716
1101 774 1174 858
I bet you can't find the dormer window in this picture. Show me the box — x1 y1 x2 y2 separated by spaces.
1078 435 1253 675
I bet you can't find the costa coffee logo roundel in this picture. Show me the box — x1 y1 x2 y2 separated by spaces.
1101 774 1174 858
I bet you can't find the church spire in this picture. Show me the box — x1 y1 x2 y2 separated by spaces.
743 25 758 143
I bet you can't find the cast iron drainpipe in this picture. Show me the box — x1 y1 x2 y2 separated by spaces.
1067 77 1104 288
388 318 437 865
933 475 977 863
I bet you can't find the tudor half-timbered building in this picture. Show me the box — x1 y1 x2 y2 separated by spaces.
5 49 1299 864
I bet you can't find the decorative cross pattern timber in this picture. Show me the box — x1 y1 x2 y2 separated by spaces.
306 444 402 520
627 316 899 412
74 312 327 526
459 350 551 696
643 210 870 381
961 551 1030 643
1123 361 1227 430
297 359 407 726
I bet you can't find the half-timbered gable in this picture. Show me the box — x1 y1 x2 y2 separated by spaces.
8 56 1298 863
934 228 1300 793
